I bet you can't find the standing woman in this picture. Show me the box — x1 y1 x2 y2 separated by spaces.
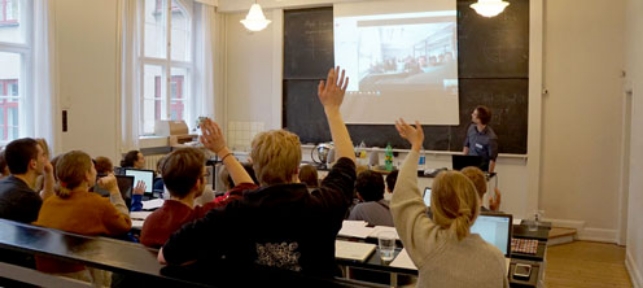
391 119 507 288
34 150 131 286
462 105 498 173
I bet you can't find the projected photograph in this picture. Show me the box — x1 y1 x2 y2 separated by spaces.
357 22 457 95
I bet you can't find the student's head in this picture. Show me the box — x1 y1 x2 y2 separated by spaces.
460 166 487 200
355 170 385 202
155 155 167 175
250 130 302 186
161 148 206 199
121 150 145 169
472 105 492 125
94 156 114 175
220 162 259 190
35 138 51 160
0 150 9 177
5 138 46 175
385 170 399 193
298 164 319 188
56 150 95 198
431 171 480 241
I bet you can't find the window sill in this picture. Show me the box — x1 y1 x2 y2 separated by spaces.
139 135 168 149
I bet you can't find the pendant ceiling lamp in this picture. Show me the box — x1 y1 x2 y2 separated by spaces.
241 1 272 32
470 0 510 18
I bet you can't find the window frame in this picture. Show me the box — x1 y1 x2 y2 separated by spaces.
139 0 194 136
0 0 32 145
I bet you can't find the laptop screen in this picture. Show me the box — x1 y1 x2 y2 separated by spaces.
124 168 154 194
452 155 485 171
470 213 513 257
422 187 432 207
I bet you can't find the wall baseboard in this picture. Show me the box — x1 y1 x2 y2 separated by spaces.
545 218 617 243
626 250 643 288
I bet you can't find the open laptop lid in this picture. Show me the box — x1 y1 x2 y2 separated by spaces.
470 213 513 258
123 168 154 195
115 175 135 211
451 155 485 171
422 187 431 207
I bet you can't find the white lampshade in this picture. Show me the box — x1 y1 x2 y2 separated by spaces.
470 0 510 18
240 3 272 32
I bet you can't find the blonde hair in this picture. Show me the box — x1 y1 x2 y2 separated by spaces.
250 130 301 185
431 171 480 241
56 151 93 198
460 166 487 199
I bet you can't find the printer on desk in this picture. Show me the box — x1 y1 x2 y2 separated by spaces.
154 120 199 147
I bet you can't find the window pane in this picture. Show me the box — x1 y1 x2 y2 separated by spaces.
170 0 190 61
143 64 164 134
0 0 25 44
144 0 167 58
170 67 187 121
0 52 21 142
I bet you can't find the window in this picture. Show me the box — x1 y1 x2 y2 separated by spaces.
0 0 19 26
0 79 19 141
140 0 192 135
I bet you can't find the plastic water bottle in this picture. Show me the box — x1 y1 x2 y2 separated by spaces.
384 143 394 171
358 141 368 166
418 147 426 170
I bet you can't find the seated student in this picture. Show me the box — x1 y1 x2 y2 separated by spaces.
348 170 394 227
152 155 166 193
212 162 259 207
34 150 131 286
93 156 146 210
33 138 55 198
140 147 255 248
298 164 319 191
384 169 398 202
0 150 9 179
158 67 356 278
120 150 145 169
391 119 508 288
461 166 502 212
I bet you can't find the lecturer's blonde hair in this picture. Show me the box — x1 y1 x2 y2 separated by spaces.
431 170 480 241
250 130 302 185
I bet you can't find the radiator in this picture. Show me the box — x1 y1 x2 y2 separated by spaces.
144 154 167 172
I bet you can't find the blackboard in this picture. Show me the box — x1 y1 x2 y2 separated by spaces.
283 0 529 154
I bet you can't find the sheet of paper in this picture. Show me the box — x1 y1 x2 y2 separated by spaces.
142 199 164 210
513 218 522 226
131 220 145 229
130 211 153 221
369 226 400 240
338 220 374 239
389 248 417 270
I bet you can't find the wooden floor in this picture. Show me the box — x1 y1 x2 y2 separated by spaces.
545 241 633 288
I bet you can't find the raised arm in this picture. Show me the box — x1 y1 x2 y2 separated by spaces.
200 119 254 186
318 66 354 163
39 161 55 200
390 119 440 268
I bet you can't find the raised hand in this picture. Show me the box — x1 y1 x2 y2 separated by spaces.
318 66 349 110
395 118 424 151
199 118 227 154
133 180 146 196
97 174 118 191
489 187 502 211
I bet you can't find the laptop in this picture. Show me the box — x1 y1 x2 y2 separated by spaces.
422 187 432 207
115 175 135 211
470 213 513 273
452 155 485 171
124 168 155 196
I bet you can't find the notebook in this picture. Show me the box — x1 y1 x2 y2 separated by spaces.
451 155 485 171
335 240 376 262
470 213 513 273
124 168 155 195
422 187 432 207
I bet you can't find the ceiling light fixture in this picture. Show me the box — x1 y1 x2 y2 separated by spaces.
470 0 510 18
241 1 271 32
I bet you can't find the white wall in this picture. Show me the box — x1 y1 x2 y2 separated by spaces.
540 0 626 242
625 0 643 285
54 0 120 161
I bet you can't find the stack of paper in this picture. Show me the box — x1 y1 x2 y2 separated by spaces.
338 220 374 239
142 199 164 210
335 240 376 262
